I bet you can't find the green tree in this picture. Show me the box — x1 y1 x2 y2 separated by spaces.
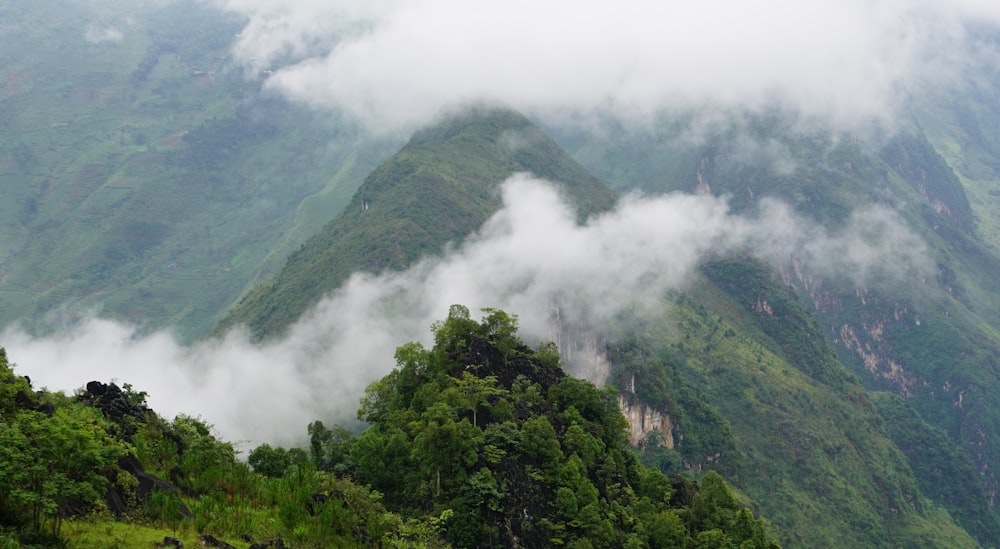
247 443 291 478
692 471 739 531
412 402 482 497
522 415 563 469
307 420 355 471
0 407 123 536
443 372 508 427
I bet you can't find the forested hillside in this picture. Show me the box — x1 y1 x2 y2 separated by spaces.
207 105 990 546
7 2 1000 548
0 309 780 548
0 0 395 340
215 107 616 340
553 108 1000 546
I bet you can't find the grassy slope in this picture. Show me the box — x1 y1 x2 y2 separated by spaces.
215 107 617 340
556 115 1000 545
0 0 397 341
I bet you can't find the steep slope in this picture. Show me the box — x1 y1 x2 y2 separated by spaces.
215 109 985 545
215 107 617 340
0 0 396 340
555 114 1000 545
349 305 780 548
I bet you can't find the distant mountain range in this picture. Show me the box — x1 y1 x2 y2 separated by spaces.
5 2 1000 547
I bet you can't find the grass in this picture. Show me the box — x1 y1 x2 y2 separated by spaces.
62 518 248 549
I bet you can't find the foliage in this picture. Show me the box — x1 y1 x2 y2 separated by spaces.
348 307 780 548
0 1 396 341
0 347 447 548
216 108 618 340
0 352 126 540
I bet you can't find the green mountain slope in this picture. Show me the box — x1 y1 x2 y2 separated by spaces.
554 113 1000 545
213 107 988 545
0 0 396 340
0 310 784 548
215 107 617 340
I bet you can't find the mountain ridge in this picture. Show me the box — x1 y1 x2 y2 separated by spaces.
214 106 617 340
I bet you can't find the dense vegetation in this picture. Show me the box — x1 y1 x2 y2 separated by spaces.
555 110 1000 545
0 0 396 340
215 108 617 340
0 308 780 548
7 4 1000 547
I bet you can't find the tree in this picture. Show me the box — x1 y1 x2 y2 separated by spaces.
521 416 562 469
692 471 739 531
307 420 355 471
247 443 291 478
412 402 482 497
0 407 123 537
443 372 508 427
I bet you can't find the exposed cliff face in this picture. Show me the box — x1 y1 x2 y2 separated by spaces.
618 392 675 450
776 255 1000 513
547 304 677 451
547 303 611 387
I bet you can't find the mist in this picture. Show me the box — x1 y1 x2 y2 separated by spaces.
2 175 931 450
210 0 1000 134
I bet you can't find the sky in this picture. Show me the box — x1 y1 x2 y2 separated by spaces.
211 0 1000 134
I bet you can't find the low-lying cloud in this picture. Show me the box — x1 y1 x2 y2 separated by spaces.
84 25 124 45
2 175 932 450
210 0 1000 133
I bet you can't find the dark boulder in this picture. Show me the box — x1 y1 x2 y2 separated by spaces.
109 454 191 518
198 534 236 549
76 380 151 439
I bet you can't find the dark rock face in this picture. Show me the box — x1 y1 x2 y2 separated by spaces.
106 454 191 518
155 536 184 548
76 381 151 437
13 389 54 416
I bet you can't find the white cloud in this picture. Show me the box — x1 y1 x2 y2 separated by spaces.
206 0 1000 133
84 25 124 45
3 175 931 450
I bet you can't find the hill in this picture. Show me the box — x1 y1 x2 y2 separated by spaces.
208 104 990 546
215 107 617 340
0 0 396 341
552 109 1000 545
0 313 781 548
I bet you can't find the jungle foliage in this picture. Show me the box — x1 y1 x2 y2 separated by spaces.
0 308 780 548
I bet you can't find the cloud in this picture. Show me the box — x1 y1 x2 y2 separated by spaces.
84 25 124 45
207 0 1000 133
2 175 931 450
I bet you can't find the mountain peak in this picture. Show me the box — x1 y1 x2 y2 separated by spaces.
214 106 615 340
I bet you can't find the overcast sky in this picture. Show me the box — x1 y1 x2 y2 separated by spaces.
212 0 1000 133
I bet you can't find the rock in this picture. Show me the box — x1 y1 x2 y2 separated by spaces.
248 540 286 549
155 537 184 548
112 454 191 518
198 534 236 549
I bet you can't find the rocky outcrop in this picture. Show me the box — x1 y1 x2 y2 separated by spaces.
618 390 675 450
108 454 191 518
547 302 611 386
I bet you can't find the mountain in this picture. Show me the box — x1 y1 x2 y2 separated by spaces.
0 0 397 340
6 3 1000 547
214 107 617 340
210 104 992 546
551 109 1000 545
0 313 783 548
